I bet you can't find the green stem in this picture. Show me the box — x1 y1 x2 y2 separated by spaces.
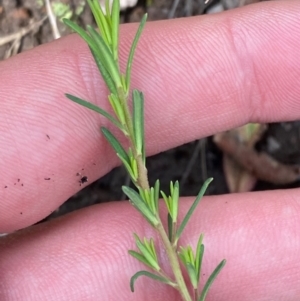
117 86 190 300
156 222 192 301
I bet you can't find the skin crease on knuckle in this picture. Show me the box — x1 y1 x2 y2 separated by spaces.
0 1 299 300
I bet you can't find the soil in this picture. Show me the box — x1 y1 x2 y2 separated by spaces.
1 0 300 221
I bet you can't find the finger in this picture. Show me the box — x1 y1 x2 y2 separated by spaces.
1 189 299 300
1 1 299 231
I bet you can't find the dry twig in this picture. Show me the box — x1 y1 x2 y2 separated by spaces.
214 131 300 185
45 0 61 39
0 16 47 47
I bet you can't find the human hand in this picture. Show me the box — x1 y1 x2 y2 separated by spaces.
0 1 299 300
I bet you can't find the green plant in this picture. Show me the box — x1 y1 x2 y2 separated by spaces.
63 1 225 300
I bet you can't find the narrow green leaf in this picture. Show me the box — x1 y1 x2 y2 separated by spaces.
65 94 122 129
128 250 155 270
178 247 186 263
111 0 120 61
101 127 129 162
108 94 126 124
122 186 159 227
125 13 147 94
147 189 153 209
64 18 115 95
176 178 213 242
87 0 111 46
167 213 173 242
141 187 155 214
132 90 145 158
130 270 172 292
142 236 150 250
117 154 137 182
137 187 146 203
185 246 195 264
186 263 198 289
198 259 226 301
130 156 138 180
138 187 155 215
105 0 111 14
134 234 159 270
63 19 97 50
154 180 160 212
149 238 158 262
171 181 179 223
87 25 121 88
195 234 204 283
89 47 118 95
149 187 155 213
105 0 112 31
161 190 171 214
170 181 174 195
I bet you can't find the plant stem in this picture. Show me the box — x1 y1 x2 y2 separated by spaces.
156 222 192 301
195 288 199 301
119 87 190 300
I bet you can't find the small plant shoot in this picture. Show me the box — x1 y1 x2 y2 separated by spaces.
64 1 225 300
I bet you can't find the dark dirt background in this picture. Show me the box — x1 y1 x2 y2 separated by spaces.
1 0 300 222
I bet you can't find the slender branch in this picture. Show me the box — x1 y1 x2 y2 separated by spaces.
45 0 61 39
156 222 192 301
64 2 224 300
118 85 189 299
0 17 47 47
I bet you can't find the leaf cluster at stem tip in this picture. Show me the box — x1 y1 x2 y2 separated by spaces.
64 0 146 97
63 1 226 300
64 0 148 189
